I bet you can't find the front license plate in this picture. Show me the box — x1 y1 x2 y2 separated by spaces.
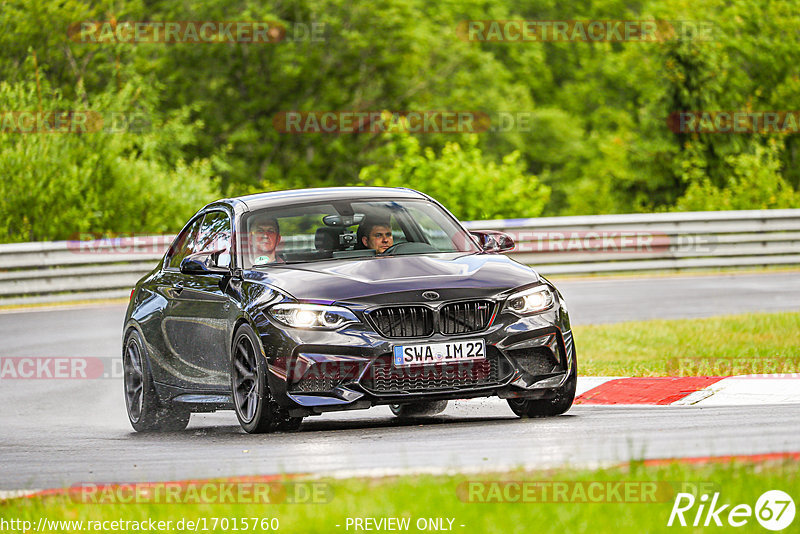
392 339 486 367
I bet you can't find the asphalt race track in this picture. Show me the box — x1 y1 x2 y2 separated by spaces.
1 271 799 490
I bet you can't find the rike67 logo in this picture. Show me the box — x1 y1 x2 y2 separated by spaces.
668 490 795 530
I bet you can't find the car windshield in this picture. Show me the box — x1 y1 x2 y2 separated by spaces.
239 199 480 267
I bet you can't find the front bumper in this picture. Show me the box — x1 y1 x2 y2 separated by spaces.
253 301 575 417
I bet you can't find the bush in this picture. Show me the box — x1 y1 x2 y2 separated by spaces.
673 139 800 211
359 134 550 221
0 79 218 242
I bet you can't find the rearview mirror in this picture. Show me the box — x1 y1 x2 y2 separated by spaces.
470 230 515 253
322 213 365 227
180 253 230 275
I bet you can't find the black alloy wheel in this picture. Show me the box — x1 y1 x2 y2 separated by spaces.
231 323 303 433
123 329 190 432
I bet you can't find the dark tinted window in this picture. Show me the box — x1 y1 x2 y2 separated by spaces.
166 216 203 269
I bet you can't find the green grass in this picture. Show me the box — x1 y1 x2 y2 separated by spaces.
575 311 800 376
2 459 797 533
547 265 800 282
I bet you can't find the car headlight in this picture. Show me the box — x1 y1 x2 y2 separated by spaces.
268 303 359 329
503 286 554 315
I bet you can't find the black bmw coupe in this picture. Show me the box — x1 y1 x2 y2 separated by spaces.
123 187 576 433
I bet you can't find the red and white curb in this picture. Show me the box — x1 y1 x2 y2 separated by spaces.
576 375 800 406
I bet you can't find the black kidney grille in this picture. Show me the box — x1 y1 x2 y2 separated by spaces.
368 300 494 338
440 300 494 335
368 306 434 338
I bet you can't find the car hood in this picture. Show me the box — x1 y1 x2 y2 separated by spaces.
244 253 541 303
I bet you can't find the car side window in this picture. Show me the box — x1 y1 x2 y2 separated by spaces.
165 216 203 270
195 211 232 268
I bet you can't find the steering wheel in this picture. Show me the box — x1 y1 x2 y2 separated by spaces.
380 243 401 255
379 241 438 255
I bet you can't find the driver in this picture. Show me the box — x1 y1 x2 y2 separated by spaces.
250 216 283 264
357 218 394 254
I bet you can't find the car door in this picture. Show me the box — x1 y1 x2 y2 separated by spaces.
146 214 203 388
161 210 236 391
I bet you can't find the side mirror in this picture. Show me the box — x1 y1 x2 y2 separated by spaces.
180 253 230 275
470 230 515 253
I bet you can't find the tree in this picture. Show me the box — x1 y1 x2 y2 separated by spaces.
0 77 217 242
359 134 550 221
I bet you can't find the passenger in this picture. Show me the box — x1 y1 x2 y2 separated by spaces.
251 216 283 264
357 219 394 254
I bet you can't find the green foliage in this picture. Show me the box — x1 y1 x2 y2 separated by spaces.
144 0 533 196
2 0 800 243
0 79 217 242
674 139 800 211
359 134 550 221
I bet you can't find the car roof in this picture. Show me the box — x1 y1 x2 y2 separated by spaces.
207 187 430 212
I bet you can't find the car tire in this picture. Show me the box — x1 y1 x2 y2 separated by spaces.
123 329 191 432
231 323 303 433
507 359 577 418
389 400 448 417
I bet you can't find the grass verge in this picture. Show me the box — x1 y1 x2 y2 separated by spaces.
574 311 800 376
1 459 796 533
547 265 800 282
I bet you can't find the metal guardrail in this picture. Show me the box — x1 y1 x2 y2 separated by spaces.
1 209 799 305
